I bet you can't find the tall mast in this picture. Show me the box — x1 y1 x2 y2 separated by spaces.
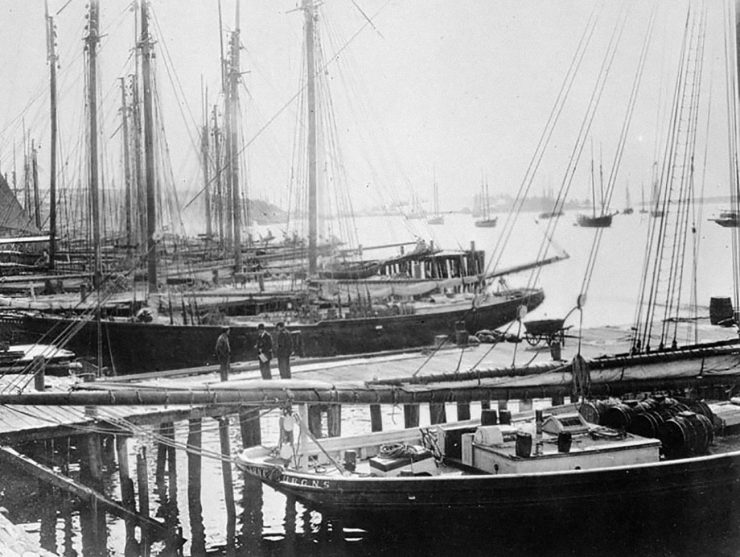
212 105 224 247
304 0 318 275
227 1 242 270
201 82 213 239
86 0 102 288
140 0 157 293
45 0 58 269
31 140 41 229
119 78 133 246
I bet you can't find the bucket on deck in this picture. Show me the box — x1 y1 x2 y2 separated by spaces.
455 320 469 346
481 409 498 426
709 297 734 325
515 432 532 458
499 409 512 425
557 431 572 453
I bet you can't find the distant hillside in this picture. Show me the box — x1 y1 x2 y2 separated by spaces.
248 199 288 224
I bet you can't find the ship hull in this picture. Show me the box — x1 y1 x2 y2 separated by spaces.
237 446 740 527
17 288 544 374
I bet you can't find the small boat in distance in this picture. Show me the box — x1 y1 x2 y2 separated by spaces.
710 210 740 227
622 184 634 214
426 174 444 225
576 148 613 228
474 175 497 228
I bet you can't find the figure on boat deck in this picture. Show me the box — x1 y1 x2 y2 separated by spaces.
215 325 231 381
275 321 293 379
255 323 273 379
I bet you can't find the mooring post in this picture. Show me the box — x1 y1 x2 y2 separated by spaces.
218 416 236 524
239 408 262 448
115 435 137 544
457 401 471 421
79 433 106 554
326 404 341 437
156 422 172 486
187 418 206 556
308 405 323 437
38 440 56 553
369 404 383 432
430 402 447 424
136 446 150 552
403 404 419 428
33 355 46 391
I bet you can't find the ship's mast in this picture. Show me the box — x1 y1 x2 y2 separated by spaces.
45 0 58 269
119 78 133 247
304 0 318 276
201 82 213 239
139 0 157 293
212 105 224 247
227 1 242 271
86 0 102 288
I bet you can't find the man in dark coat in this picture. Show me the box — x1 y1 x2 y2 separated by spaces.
255 323 273 379
215 326 231 381
275 322 293 379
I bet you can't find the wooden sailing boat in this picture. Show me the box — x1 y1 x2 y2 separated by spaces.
576 147 613 228
622 183 634 215
17 0 553 374
426 174 444 225
474 175 497 228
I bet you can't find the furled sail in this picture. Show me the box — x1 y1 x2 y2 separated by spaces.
0 173 41 236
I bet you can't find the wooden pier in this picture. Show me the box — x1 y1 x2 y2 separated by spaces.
0 321 736 555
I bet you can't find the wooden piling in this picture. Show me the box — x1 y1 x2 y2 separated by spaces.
218 416 236 524
430 402 447 424
403 404 419 428
326 404 341 437
33 355 46 391
239 409 261 448
370 404 383 432
136 446 150 548
115 435 137 543
79 433 107 554
187 418 205 556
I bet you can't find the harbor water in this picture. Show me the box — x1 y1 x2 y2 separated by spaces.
3 208 740 556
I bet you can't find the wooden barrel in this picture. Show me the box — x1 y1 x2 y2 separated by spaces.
709 297 734 325
660 417 691 459
602 403 636 430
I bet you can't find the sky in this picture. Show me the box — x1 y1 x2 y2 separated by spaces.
0 1 735 231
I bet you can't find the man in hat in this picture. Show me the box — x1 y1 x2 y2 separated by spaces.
275 322 293 379
215 325 231 381
255 323 273 379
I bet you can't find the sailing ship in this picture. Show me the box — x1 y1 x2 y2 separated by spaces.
709 210 740 228
474 175 497 228
236 1 740 529
237 397 739 527
576 148 613 228
426 175 444 225
13 0 551 374
622 184 634 215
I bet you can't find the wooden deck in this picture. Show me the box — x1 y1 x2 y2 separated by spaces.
0 321 733 444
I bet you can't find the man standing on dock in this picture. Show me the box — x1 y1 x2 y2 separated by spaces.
275 322 293 379
256 323 273 379
215 326 231 381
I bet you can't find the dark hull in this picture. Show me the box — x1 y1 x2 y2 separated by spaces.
474 218 498 228
238 449 740 527
576 213 613 228
18 289 544 373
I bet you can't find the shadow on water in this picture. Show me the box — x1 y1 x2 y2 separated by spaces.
198 478 740 557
